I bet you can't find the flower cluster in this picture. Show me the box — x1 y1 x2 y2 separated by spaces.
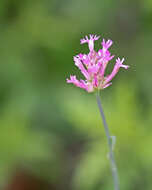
67 34 129 92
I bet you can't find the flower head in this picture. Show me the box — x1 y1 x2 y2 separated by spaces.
67 34 129 93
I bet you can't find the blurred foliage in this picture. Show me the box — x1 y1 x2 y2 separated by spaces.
0 0 152 190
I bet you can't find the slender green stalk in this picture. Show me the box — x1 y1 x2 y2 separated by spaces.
96 91 120 190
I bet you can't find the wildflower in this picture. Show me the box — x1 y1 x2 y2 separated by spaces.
67 34 129 92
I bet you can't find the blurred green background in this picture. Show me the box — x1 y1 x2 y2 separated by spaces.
0 0 152 189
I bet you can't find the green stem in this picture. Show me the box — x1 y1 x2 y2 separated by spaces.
96 91 120 190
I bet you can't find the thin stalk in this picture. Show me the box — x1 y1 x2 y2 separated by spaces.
96 91 120 190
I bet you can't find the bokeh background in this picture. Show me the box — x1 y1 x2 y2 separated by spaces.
0 0 152 189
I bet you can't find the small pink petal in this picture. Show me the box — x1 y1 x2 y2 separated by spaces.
80 34 100 51
74 56 90 80
92 75 98 87
88 65 99 74
104 57 129 84
66 75 88 90
102 39 113 50
103 82 112 89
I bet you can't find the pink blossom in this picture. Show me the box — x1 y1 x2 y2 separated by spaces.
67 34 129 93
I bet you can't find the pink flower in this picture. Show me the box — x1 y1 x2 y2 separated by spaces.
67 34 129 93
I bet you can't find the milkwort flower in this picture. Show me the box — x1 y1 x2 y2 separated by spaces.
67 34 129 92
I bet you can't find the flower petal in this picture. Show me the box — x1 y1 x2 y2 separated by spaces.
104 58 129 84
103 82 112 89
80 34 100 52
102 39 113 51
74 56 90 80
67 75 87 90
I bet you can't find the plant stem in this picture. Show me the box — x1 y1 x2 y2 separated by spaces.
96 91 120 190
